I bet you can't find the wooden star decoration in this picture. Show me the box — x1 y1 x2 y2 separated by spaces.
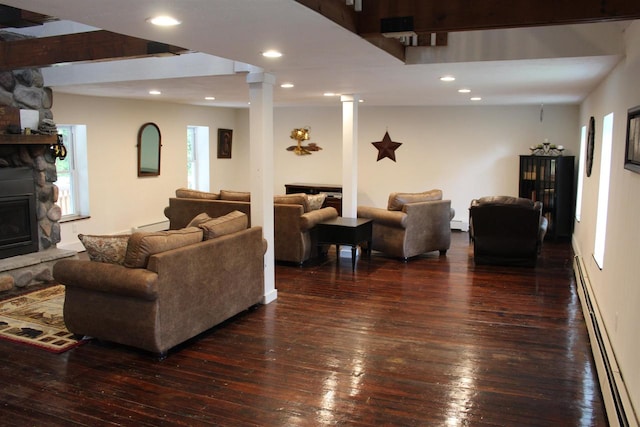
371 131 402 162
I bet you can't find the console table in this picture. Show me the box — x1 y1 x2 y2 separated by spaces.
284 183 342 215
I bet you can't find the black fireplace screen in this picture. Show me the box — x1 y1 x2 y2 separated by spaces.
0 168 38 259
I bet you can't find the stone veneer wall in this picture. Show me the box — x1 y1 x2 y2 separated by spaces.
0 31 61 251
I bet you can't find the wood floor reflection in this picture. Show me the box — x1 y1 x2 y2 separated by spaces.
0 231 607 426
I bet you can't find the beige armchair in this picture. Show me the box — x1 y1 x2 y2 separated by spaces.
357 189 455 260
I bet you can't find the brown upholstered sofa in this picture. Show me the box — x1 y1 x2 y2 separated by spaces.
357 189 455 260
469 195 548 267
164 188 339 264
53 218 265 356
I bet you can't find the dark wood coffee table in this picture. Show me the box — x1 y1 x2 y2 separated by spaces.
316 217 372 271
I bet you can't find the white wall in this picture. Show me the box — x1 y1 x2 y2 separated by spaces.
270 104 579 222
574 20 640 417
52 93 247 250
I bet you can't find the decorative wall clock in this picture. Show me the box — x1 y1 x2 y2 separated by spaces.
586 116 595 177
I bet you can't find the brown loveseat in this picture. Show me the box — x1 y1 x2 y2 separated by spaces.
357 189 454 260
164 188 339 264
53 218 265 356
469 195 548 267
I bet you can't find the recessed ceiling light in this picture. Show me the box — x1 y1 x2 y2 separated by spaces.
204 96 215 100
440 76 456 82
280 83 294 88
470 97 482 101
149 90 161 95
323 92 341 97
358 99 364 103
147 15 181 26
458 88 471 93
262 50 282 58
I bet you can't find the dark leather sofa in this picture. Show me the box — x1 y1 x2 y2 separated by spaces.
469 196 548 267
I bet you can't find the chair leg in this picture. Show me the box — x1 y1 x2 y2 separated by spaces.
439 249 447 256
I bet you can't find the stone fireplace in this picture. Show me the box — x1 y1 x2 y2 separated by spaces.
0 30 76 293
0 143 61 254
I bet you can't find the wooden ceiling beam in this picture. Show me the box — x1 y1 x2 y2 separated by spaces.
295 0 359 32
295 0 407 61
0 30 188 71
356 0 640 35
0 5 55 28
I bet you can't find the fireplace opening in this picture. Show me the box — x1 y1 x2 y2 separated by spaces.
0 167 38 259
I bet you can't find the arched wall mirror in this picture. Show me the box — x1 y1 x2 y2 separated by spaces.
137 122 161 177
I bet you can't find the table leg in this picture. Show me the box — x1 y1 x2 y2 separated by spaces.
351 245 356 271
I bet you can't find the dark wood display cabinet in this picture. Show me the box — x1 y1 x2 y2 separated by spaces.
519 155 575 239
284 183 342 216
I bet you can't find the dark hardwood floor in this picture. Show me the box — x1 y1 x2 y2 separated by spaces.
0 232 607 426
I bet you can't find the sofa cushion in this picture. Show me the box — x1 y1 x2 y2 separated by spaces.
274 193 310 212
175 188 220 200
198 210 248 240
220 190 251 202
307 193 327 211
186 212 213 228
78 234 130 265
124 227 203 268
387 189 443 211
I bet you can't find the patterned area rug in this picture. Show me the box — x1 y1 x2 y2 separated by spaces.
0 285 86 353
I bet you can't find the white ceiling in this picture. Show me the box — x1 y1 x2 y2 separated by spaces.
2 0 632 108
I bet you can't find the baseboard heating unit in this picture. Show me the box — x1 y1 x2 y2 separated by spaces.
132 220 170 233
450 220 469 232
574 255 638 427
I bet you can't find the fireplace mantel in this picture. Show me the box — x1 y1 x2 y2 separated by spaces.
0 134 57 145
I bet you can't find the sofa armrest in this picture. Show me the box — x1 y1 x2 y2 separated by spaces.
53 260 159 301
357 206 407 228
300 207 339 230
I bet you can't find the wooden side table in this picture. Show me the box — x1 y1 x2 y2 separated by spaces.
316 217 372 271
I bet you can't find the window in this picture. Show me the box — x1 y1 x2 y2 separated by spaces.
56 125 89 219
575 125 587 221
186 126 210 191
593 113 613 269
187 127 197 189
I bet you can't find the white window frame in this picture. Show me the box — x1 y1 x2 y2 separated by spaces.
575 125 587 222
57 125 89 220
187 126 210 191
187 127 197 189
593 113 614 269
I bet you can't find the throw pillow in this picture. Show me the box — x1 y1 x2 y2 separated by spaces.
219 190 251 202
307 193 327 211
198 210 248 240
78 234 130 265
186 212 212 228
124 227 203 268
387 189 443 211
274 193 310 212
175 188 220 200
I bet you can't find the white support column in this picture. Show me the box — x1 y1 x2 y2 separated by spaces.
247 72 277 304
341 94 359 218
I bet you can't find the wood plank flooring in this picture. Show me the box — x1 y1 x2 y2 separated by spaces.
0 232 607 426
